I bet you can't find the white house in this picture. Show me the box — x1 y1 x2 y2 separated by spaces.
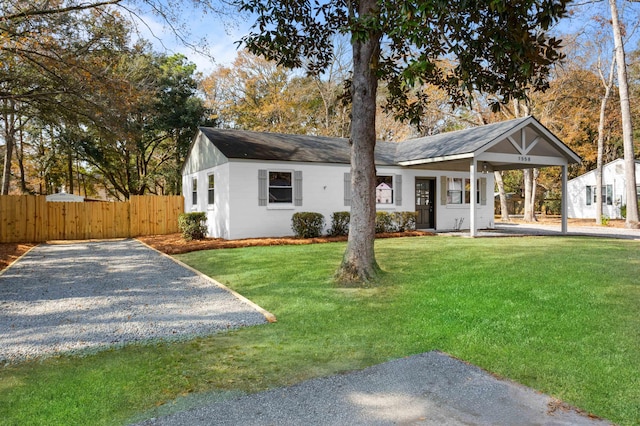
567 158 640 219
182 116 581 239
46 192 85 202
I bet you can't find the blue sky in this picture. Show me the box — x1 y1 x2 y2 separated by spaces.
135 1 640 76
133 3 253 73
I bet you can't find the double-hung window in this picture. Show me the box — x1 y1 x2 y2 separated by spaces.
207 175 215 205
269 171 293 203
586 185 612 205
447 178 465 204
259 169 302 207
602 185 613 205
446 177 482 204
191 178 198 205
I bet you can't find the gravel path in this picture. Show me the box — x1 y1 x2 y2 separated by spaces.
136 351 610 425
0 239 269 364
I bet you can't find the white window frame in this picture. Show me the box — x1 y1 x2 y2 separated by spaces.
447 177 482 205
207 174 215 206
603 185 613 205
588 185 613 206
447 177 463 204
268 170 294 207
191 177 198 206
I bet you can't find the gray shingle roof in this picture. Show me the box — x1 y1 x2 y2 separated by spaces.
198 116 578 166
199 127 397 165
394 117 530 162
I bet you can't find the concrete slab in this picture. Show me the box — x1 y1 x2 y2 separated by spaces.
439 223 640 240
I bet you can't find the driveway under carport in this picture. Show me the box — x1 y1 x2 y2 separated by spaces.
440 221 640 240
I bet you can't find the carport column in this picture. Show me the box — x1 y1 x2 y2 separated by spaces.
561 163 568 234
470 160 477 237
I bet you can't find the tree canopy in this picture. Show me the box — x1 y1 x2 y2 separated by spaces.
1 1 207 198
2 0 639 236
235 0 570 283
238 0 568 118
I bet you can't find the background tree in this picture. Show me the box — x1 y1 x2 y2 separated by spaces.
307 37 352 138
1 2 134 194
594 52 617 225
237 0 570 284
1 0 207 198
609 0 639 227
1 0 213 197
76 50 205 199
202 51 329 134
151 54 207 195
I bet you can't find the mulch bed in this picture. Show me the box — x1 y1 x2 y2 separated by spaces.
137 231 435 255
0 232 433 273
2 218 626 271
0 243 36 272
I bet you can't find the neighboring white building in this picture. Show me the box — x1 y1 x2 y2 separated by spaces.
46 192 85 202
567 158 640 219
182 116 580 239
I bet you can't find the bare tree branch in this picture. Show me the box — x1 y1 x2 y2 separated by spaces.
0 0 122 21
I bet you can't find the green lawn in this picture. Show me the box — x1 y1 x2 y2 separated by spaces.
1 236 639 425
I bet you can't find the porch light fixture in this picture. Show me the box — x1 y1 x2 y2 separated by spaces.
482 162 489 174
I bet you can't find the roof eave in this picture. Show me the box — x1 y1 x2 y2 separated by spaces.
398 152 474 166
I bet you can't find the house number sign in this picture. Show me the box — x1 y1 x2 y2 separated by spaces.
518 156 532 162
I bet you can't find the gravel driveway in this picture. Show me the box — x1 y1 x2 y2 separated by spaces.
0 239 271 364
136 351 610 425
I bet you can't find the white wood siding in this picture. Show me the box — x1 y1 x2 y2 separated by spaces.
567 159 640 219
187 161 494 239
394 170 494 231
182 163 232 239
182 132 228 176
227 161 350 239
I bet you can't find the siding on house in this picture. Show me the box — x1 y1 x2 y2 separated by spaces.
185 157 495 239
567 159 640 219
181 131 229 176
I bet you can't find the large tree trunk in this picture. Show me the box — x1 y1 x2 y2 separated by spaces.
1 101 16 195
610 0 639 227
16 124 29 194
335 0 381 285
494 171 510 222
595 55 616 225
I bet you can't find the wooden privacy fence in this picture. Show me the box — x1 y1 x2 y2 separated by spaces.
0 195 184 243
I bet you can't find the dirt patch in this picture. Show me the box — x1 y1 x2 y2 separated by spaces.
0 243 36 272
137 231 434 255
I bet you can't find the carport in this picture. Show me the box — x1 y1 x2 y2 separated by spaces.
395 116 582 237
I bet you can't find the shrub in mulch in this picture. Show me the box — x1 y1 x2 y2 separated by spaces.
138 230 434 255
